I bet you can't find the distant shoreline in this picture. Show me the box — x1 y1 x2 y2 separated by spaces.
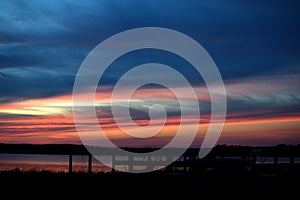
1 143 300 155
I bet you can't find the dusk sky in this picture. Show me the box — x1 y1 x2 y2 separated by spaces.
0 0 299 147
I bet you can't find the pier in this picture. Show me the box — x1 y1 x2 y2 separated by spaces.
1 144 300 173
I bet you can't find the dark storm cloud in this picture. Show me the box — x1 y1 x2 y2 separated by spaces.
0 0 299 106
0 32 26 44
0 67 74 103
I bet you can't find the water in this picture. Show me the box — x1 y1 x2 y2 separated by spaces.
0 154 169 172
0 154 112 173
2 154 300 173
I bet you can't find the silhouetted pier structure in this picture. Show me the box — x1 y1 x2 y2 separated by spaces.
1 144 300 173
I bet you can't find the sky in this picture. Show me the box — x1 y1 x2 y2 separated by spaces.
0 0 300 147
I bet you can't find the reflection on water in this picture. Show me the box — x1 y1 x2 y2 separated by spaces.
0 154 112 173
2 154 300 173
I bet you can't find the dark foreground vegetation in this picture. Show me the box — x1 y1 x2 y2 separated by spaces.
0 167 299 197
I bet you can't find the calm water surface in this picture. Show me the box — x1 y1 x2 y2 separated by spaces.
0 154 112 172
1 154 299 172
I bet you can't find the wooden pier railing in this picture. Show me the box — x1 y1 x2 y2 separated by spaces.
1 144 300 173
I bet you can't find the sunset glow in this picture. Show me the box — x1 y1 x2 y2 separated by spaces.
1 75 299 146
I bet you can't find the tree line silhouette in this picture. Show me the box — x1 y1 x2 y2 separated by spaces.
1 143 300 157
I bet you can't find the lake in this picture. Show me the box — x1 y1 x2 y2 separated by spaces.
2 154 300 173
0 154 112 172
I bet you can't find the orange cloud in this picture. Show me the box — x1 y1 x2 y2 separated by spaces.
1 87 299 147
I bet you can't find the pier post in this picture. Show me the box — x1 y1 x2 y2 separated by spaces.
69 154 73 173
112 154 115 173
166 155 173 171
128 155 133 172
274 156 278 164
252 155 257 164
184 155 187 172
289 156 294 164
88 154 92 173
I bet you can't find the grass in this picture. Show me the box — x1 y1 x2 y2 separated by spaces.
1 167 299 197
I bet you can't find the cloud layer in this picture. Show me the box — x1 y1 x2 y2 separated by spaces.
0 0 299 146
